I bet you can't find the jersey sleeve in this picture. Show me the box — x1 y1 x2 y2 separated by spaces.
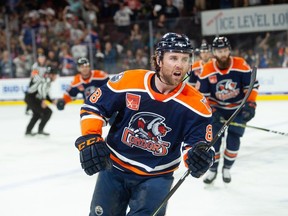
79 76 126 136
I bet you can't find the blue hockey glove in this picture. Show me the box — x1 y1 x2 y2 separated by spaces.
185 142 215 178
56 99 65 110
75 134 111 176
242 101 256 122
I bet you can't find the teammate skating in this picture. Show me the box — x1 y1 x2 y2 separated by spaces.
56 57 109 111
197 36 259 184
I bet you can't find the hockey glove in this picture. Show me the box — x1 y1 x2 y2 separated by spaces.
242 101 256 122
75 134 111 176
56 99 65 110
185 142 215 178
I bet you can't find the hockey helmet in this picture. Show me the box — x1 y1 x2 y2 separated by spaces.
77 57 90 68
156 32 193 54
46 66 58 74
212 36 231 50
199 42 211 52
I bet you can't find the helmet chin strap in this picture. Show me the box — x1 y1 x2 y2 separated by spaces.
156 72 175 86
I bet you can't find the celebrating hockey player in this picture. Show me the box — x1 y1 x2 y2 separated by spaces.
24 67 58 136
56 57 109 111
188 41 212 87
74 32 215 215
197 36 259 184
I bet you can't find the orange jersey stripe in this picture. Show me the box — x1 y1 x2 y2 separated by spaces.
110 154 178 176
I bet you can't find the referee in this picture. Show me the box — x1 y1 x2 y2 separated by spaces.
24 66 58 136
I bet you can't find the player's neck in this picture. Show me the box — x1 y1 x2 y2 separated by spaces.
153 74 176 95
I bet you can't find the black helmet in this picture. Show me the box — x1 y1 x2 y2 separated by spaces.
77 57 90 67
156 32 193 54
199 42 211 52
212 36 231 49
46 66 58 74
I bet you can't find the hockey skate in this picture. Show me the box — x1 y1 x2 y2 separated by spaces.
222 168 231 183
38 131 50 136
203 170 217 184
25 131 37 136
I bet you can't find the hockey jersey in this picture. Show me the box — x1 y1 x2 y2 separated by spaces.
63 70 109 104
80 69 212 177
197 57 259 110
26 74 53 101
188 59 206 87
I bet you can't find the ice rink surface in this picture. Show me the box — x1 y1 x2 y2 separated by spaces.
0 101 288 216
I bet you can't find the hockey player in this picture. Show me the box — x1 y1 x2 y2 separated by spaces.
74 32 215 216
188 42 212 87
24 67 58 136
56 57 109 111
197 36 259 184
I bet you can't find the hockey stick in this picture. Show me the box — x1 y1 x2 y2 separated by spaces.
224 121 288 136
151 66 257 216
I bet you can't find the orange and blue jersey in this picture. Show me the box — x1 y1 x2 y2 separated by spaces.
197 56 259 110
63 70 109 104
187 60 205 87
80 70 212 178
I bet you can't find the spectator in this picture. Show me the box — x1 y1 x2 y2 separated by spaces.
129 23 144 53
13 51 32 78
282 46 288 67
0 50 16 78
58 43 77 76
121 48 137 70
102 41 118 74
71 38 88 60
113 2 133 35
158 0 180 29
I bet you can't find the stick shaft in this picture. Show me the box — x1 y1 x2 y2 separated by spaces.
229 122 288 136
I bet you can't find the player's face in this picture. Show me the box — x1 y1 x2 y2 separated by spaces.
213 47 230 68
79 64 91 78
200 50 211 63
49 73 58 81
159 52 191 86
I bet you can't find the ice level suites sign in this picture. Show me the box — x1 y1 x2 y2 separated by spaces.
201 4 288 36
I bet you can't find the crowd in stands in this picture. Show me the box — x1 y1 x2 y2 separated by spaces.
0 0 287 78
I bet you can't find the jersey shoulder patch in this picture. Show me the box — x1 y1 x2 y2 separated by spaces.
108 69 150 91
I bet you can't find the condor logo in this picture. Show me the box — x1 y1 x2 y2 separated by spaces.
121 112 171 156
215 79 240 100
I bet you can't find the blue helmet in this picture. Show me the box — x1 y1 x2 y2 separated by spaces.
156 32 193 54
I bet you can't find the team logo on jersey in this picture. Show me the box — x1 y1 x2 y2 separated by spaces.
208 75 217 84
121 112 171 156
215 79 240 100
94 205 103 215
110 72 124 82
126 93 141 111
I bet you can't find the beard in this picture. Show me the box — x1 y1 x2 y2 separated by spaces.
215 55 231 69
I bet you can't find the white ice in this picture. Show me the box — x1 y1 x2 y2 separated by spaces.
0 101 288 216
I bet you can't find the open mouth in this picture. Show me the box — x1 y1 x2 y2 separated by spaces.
173 71 182 77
